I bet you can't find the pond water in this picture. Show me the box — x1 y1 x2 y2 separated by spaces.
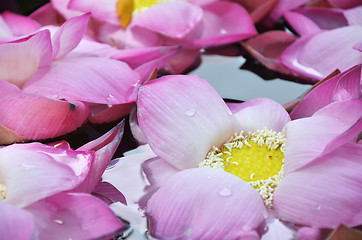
190 54 312 105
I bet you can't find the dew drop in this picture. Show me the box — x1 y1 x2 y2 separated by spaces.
185 109 196 117
317 206 321 210
207 176 212 180
106 94 116 102
21 163 36 169
53 219 63 224
218 187 232 197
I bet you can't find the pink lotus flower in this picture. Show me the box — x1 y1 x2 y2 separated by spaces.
0 13 142 143
134 74 362 239
0 122 127 239
33 0 257 74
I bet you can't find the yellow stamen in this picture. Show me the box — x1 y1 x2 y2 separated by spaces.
116 0 134 28
0 184 6 200
116 0 166 28
200 128 286 208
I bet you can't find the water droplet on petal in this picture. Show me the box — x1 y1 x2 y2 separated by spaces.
218 187 232 197
317 206 321 210
106 94 117 102
21 163 36 169
53 219 63 224
207 176 212 179
185 109 196 117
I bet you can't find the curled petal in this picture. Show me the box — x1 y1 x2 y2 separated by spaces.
52 13 90 59
25 192 127 240
0 143 93 208
75 121 124 193
146 168 267 240
0 30 52 88
290 64 361 119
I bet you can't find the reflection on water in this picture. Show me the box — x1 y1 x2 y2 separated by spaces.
190 54 312 105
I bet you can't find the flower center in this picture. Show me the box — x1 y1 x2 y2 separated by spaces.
199 128 286 208
0 183 6 201
116 0 169 28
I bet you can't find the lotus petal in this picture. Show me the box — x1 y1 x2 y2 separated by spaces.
0 143 92 208
189 1 257 48
1 11 41 36
146 168 267 240
280 26 362 80
284 100 362 173
68 0 119 25
132 2 203 39
233 98 291 133
0 201 34 240
274 142 362 228
75 121 124 193
290 65 361 119
23 57 140 105
25 192 127 240
52 13 90 59
137 75 235 170
0 30 52 88
0 80 89 142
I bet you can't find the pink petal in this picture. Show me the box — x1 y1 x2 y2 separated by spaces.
281 26 362 80
137 75 235 170
0 30 52 88
88 103 134 124
146 168 267 240
52 13 90 59
328 0 362 9
132 2 203 39
233 98 291 133
0 142 93 208
29 3 67 26
284 99 362 173
0 201 34 239
92 181 127 205
68 0 119 25
285 8 347 36
74 121 124 193
102 144 156 205
344 6 362 25
1 11 41 36
165 48 201 74
290 64 361 119
0 83 89 141
25 192 127 239
242 31 299 76
189 1 257 48
23 57 140 105
266 0 309 23
273 142 362 228
142 156 180 186
51 0 84 19
0 15 12 38
354 40 362 52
